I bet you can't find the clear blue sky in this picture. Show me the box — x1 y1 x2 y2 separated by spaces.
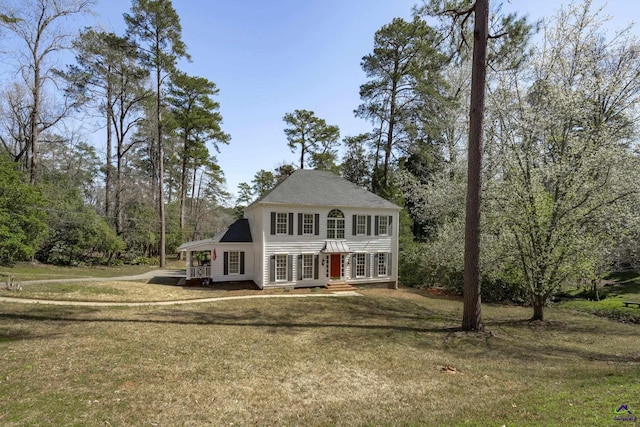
57 1 640 201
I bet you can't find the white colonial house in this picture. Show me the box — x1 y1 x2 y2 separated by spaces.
177 170 401 289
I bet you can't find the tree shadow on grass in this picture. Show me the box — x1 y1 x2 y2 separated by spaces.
1 298 638 365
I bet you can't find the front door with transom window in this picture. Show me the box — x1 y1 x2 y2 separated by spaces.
330 254 341 279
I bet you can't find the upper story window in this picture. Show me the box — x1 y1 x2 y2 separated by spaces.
303 213 315 235
276 212 288 234
377 215 389 236
327 209 345 239
355 215 367 235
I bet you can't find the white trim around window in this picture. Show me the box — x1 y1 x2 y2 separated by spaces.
302 213 315 235
228 251 240 275
377 252 388 277
355 253 367 278
275 254 288 281
355 215 366 235
378 215 389 236
301 253 314 280
276 213 288 235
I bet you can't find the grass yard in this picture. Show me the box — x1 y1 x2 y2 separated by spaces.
0 262 166 282
0 288 638 426
559 271 640 324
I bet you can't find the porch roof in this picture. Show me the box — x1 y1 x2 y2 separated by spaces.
321 240 352 254
177 219 252 252
177 238 216 252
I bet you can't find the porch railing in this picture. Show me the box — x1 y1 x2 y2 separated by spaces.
189 265 211 279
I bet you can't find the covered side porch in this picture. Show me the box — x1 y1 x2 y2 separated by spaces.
177 218 254 285
176 238 216 281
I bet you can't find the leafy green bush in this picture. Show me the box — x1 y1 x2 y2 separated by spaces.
128 256 157 266
0 154 48 265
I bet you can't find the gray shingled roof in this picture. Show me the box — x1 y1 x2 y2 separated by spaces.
252 170 400 209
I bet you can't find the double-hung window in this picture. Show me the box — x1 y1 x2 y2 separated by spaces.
275 254 288 281
378 215 389 236
301 254 314 280
303 213 314 235
377 253 388 277
355 253 367 278
276 213 288 235
227 251 239 275
355 215 366 235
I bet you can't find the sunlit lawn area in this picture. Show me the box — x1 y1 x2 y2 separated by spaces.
559 271 640 324
0 261 174 282
0 288 638 426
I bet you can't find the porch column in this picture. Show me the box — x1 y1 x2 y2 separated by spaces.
186 251 192 280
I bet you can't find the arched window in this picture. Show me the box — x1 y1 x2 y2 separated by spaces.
327 209 345 239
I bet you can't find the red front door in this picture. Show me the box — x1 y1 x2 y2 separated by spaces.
330 254 341 279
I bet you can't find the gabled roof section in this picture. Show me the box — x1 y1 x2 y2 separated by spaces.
177 219 252 251
252 170 400 210
219 218 252 242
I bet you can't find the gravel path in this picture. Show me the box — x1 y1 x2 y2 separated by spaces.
18 269 186 285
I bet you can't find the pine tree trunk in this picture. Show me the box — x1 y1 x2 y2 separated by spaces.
157 65 166 268
105 78 113 220
29 64 40 185
116 148 123 235
462 0 489 332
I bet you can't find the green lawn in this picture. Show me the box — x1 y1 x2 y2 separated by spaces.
559 271 640 323
0 262 165 282
0 288 638 426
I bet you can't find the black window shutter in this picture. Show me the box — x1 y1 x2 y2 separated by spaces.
351 254 356 278
269 256 275 282
223 251 229 275
270 212 276 235
298 213 303 235
366 254 370 277
287 255 293 281
288 212 294 235
352 215 357 235
367 215 371 236
374 216 379 236
314 255 319 280
388 216 393 236
314 214 320 235
298 255 302 280
374 253 379 277
240 252 245 275
388 252 392 275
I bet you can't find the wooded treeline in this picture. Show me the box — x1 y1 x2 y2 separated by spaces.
0 0 231 267
1 0 639 319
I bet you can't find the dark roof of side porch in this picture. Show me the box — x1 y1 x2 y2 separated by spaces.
218 218 252 242
178 219 252 251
